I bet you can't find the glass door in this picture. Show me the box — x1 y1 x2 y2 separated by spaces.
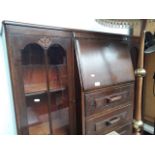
21 43 50 135
47 43 70 134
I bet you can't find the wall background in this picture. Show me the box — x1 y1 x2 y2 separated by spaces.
0 35 17 134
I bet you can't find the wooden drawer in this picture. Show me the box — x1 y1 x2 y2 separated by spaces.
105 124 132 135
85 84 134 116
116 124 132 135
85 105 133 135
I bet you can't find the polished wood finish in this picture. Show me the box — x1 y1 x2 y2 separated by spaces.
2 21 76 134
116 123 133 135
86 105 133 135
2 21 134 135
85 84 134 116
74 33 134 91
74 32 135 134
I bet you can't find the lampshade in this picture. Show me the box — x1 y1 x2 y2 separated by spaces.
95 19 155 37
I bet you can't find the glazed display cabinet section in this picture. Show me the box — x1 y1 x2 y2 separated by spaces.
22 43 69 135
3 22 75 134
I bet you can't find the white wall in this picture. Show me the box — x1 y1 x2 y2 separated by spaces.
0 0 131 36
0 35 17 135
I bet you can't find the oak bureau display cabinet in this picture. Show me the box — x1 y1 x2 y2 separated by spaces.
2 20 135 135
2 21 76 135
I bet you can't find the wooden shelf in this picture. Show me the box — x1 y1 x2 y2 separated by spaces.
25 83 47 96
29 122 50 135
22 64 66 68
49 87 66 93
29 123 69 135
25 83 66 96
22 64 45 67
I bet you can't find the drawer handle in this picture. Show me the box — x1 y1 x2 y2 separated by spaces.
106 95 122 103
106 117 120 126
95 116 121 131
95 95 123 108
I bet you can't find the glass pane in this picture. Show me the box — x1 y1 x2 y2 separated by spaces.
21 43 50 135
47 44 69 134
26 93 49 135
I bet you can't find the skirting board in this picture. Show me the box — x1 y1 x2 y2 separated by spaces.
143 123 154 134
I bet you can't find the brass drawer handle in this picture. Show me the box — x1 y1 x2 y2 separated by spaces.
95 116 121 131
94 95 123 108
106 95 122 103
106 117 120 126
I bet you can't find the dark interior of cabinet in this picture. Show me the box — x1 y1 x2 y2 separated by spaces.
21 42 69 134
130 46 139 70
22 43 46 94
47 44 66 65
129 37 140 121
74 50 82 134
21 43 45 65
47 44 67 92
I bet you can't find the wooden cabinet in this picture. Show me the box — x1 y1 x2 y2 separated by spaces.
2 21 76 134
85 84 134 116
2 21 135 135
74 32 135 135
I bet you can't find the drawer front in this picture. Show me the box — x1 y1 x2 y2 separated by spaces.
116 124 132 135
85 84 134 116
85 105 133 135
105 124 132 135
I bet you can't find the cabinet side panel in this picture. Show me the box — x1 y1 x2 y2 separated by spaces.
3 24 29 134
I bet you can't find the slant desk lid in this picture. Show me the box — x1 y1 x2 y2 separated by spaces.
74 32 135 91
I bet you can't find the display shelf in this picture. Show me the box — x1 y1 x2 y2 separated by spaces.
29 122 50 135
25 83 66 96
24 83 47 96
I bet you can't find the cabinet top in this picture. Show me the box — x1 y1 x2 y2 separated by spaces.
2 20 132 37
